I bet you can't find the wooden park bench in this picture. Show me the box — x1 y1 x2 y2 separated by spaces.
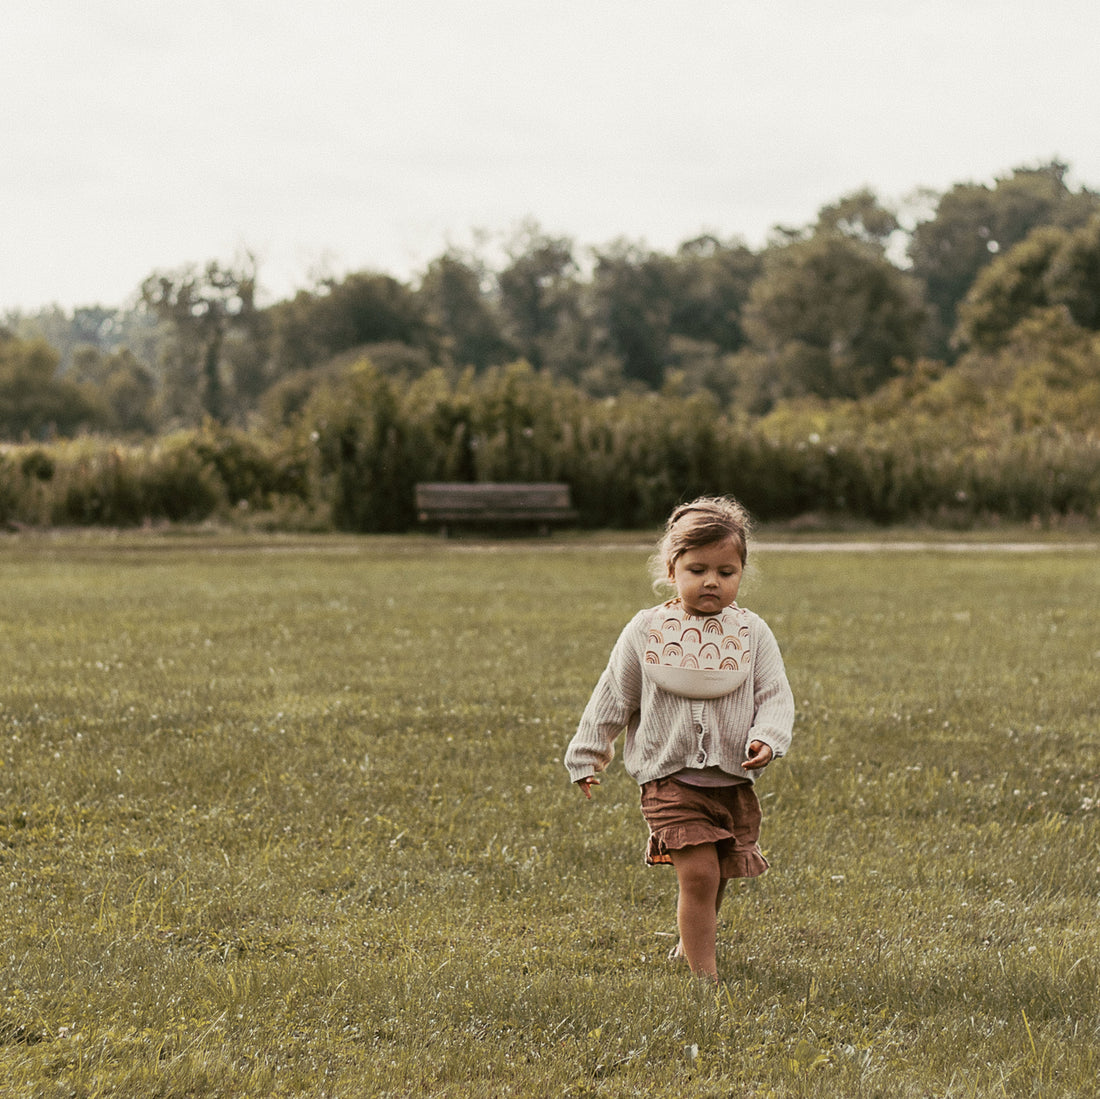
415 482 578 536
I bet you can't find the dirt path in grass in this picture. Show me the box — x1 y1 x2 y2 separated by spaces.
753 540 1100 553
441 538 1100 555
5 530 1097 556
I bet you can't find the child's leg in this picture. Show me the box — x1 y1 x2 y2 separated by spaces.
715 875 729 916
670 875 729 960
668 843 723 980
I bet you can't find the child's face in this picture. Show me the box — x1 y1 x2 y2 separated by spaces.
669 536 744 616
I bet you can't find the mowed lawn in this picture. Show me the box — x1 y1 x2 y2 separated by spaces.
1 532 1098 1098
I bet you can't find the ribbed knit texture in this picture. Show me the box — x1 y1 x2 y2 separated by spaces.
565 603 794 787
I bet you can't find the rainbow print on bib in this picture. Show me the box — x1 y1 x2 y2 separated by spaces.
643 601 751 698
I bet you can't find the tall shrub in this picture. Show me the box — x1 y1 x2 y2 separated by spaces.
304 361 416 532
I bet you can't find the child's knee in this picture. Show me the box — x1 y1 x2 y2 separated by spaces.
673 848 722 896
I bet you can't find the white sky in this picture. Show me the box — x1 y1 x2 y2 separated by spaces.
3 0 1099 313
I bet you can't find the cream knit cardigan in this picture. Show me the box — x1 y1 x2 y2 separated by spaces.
565 604 794 787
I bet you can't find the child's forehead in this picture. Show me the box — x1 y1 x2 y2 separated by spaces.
675 535 743 561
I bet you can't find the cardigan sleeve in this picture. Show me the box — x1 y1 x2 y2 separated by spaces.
746 616 795 759
564 613 645 783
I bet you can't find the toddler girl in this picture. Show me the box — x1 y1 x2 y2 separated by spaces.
565 496 794 982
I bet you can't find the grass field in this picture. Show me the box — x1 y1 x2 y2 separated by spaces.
1 531 1098 1098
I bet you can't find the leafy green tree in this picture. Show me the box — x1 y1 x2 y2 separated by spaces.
495 224 587 376
1044 213 1100 330
140 256 262 425
908 161 1100 357
999 312 1100 435
102 351 158 434
417 251 513 369
3 304 161 375
669 235 761 353
589 241 675 388
310 271 432 355
740 232 927 406
70 306 122 350
953 227 1068 351
266 289 332 376
0 331 101 439
71 346 158 434
579 234 761 398
955 214 1100 351
267 270 433 392
4 306 84 373
815 188 901 249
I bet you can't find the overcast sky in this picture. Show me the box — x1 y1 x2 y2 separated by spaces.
4 0 1099 313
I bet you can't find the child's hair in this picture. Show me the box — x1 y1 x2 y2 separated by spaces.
649 496 753 587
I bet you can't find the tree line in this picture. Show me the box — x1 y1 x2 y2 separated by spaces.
2 348 1097 532
2 159 1099 530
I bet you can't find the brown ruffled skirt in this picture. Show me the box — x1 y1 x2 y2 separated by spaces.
640 776 769 878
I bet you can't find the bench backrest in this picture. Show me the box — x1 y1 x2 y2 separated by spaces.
415 482 573 517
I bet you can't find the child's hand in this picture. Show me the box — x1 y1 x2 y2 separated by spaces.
576 776 601 799
743 740 773 770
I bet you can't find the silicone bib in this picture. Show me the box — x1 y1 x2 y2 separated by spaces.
643 602 751 698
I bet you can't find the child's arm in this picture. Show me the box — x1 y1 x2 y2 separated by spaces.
564 663 634 789
565 616 645 793
746 618 795 761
